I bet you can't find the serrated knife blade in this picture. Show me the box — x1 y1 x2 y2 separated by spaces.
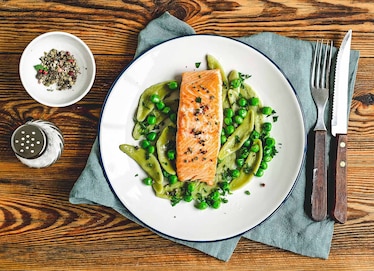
331 30 352 224
332 30 352 136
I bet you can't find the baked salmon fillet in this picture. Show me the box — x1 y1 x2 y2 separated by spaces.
176 69 223 185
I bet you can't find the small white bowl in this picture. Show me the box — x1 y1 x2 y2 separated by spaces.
19 31 96 107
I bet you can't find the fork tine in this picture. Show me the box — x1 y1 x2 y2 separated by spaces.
316 40 323 88
311 41 319 87
321 40 327 88
311 40 333 89
321 40 333 88
325 40 333 87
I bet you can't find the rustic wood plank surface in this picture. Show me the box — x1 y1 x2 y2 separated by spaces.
1 0 373 270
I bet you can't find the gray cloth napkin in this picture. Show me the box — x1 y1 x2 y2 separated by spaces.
69 12 359 261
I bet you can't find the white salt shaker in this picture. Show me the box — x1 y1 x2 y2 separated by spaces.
11 120 64 168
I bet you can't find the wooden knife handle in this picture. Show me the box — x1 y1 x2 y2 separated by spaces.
331 134 348 223
311 130 327 221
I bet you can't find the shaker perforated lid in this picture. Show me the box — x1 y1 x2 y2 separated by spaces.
11 123 47 159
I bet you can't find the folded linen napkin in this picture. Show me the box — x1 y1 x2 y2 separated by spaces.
69 12 359 261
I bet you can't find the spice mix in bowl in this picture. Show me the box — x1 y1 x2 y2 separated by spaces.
19 31 96 107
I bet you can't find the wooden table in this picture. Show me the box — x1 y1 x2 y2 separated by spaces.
1 1 373 270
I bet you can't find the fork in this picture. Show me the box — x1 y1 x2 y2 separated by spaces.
310 40 333 221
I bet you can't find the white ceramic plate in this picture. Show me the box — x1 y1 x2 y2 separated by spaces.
19 31 96 107
99 35 306 241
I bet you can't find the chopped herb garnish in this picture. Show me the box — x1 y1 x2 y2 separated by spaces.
239 72 251 80
195 62 201 68
34 64 48 71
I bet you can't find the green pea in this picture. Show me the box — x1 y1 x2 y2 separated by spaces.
187 182 196 192
237 108 247 118
221 134 227 144
263 146 273 155
167 149 175 160
231 169 240 178
147 145 155 154
249 97 259 106
243 138 251 147
184 194 193 202
146 131 157 141
211 199 221 209
238 97 247 107
140 139 150 149
169 175 178 184
233 115 244 125
255 168 264 177
250 144 260 153
220 181 230 192
147 114 157 125
265 137 276 147
260 161 268 170
262 106 273 115
224 117 233 125
263 154 272 162
156 101 165 110
168 81 178 90
250 130 260 140
143 177 153 185
169 112 177 123
196 201 208 210
150 94 161 103
210 190 220 201
230 79 241 88
225 125 235 135
239 147 250 159
236 158 245 167
162 106 171 114
262 130 270 138
263 122 272 131
224 108 234 118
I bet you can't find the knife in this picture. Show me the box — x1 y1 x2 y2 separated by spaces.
331 30 352 224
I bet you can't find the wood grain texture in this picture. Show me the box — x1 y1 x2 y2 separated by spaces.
311 130 327 221
1 0 374 270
